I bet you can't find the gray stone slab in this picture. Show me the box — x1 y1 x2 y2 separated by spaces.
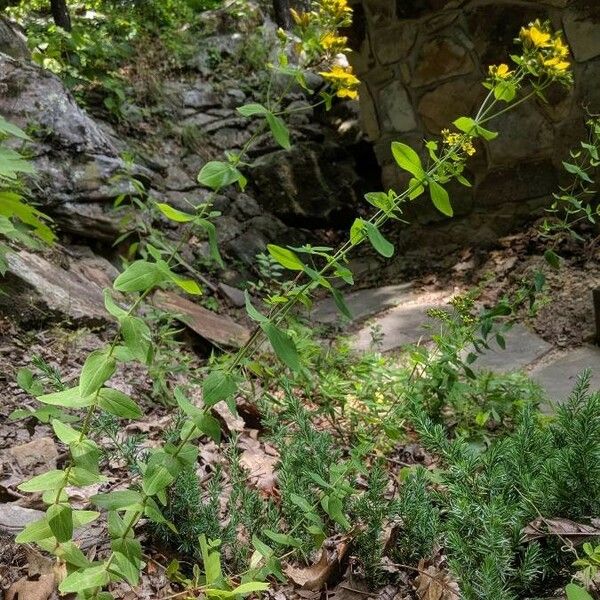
352 302 440 352
312 283 413 324
467 324 552 373
530 345 600 403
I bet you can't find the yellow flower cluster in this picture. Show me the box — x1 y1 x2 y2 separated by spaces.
319 64 360 99
519 20 571 78
488 63 512 80
319 0 353 21
320 32 348 51
441 129 476 156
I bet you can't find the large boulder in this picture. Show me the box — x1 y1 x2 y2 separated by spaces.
0 54 150 240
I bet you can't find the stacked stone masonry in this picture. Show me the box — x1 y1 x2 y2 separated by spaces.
349 0 600 247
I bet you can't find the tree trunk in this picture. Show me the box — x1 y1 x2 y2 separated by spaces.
50 0 71 31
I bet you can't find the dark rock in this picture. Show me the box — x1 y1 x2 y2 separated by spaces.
0 54 150 238
0 249 114 324
250 142 359 223
0 17 29 60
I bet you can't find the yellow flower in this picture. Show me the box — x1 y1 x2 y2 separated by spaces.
543 56 570 71
520 23 551 47
320 32 348 50
319 0 352 20
290 7 312 27
337 87 358 99
488 63 512 79
553 36 570 58
319 65 360 86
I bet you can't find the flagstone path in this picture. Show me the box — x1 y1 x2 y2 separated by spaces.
312 284 600 404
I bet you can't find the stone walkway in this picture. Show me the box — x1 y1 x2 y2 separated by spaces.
312 284 600 404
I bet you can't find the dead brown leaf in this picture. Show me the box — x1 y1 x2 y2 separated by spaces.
5 546 61 600
5 573 56 600
238 434 279 496
285 534 351 590
521 517 600 545
415 560 460 600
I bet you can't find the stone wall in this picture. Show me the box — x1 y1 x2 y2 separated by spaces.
349 0 600 247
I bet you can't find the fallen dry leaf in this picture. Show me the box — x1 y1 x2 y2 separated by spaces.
285 534 351 590
521 517 600 545
6 546 61 600
238 434 279 496
415 560 460 600
5 573 56 600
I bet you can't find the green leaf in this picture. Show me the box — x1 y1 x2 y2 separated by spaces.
113 260 166 293
391 142 425 179
544 249 561 269
47 503 73 543
364 191 392 212
230 582 270 595
266 112 291 150
92 490 144 511
170 275 203 295
363 221 394 257
59 565 110 594
475 125 498 141
566 584 594 600
267 244 304 270
494 80 516 102
331 288 352 319
453 116 477 134
71 439 101 473
79 349 116 397
349 218 366 244
244 291 267 323
200 536 222 586
155 202 196 222
0 191 54 243
322 495 351 530
15 517 53 543
143 464 176 496
19 469 66 492
202 370 238 407
38 386 91 408
68 467 106 487
198 161 245 191
52 541 91 569
0 115 30 140
563 161 594 184
196 218 224 267
264 529 303 548
236 103 268 117
103 289 128 319
194 413 222 443
120 315 151 363
52 419 80 444
261 323 301 372
429 181 453 216
408 177 425 199
72 510 101 527
112 538 142 586
98 388 142 419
